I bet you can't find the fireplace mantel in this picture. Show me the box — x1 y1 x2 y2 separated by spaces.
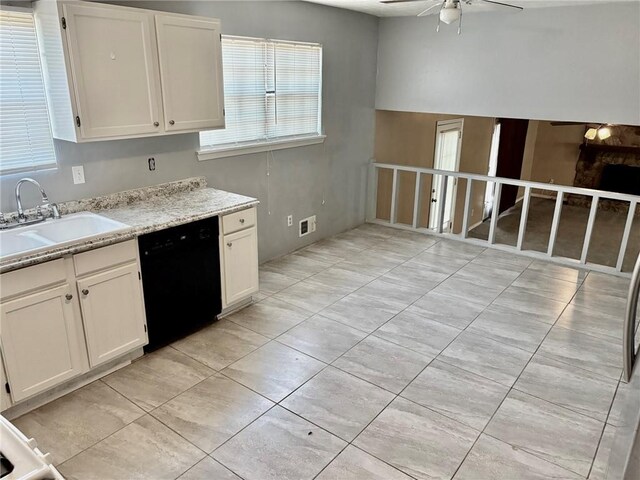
579 143 640 155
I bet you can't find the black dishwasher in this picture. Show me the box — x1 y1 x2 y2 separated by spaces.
138 217 222 351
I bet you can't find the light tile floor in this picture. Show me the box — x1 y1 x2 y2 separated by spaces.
12 224 634 480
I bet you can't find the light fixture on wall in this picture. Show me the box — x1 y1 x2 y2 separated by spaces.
584 125 612 141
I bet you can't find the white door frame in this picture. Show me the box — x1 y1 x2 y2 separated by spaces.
429 119 464 231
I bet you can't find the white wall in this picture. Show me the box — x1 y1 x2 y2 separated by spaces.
376 2 640 125
0 1 378 262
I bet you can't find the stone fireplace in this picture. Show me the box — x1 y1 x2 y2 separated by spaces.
567 126 640 213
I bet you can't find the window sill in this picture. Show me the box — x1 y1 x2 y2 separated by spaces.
197 135 326 161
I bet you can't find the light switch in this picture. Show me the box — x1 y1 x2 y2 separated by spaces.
72 165 85 184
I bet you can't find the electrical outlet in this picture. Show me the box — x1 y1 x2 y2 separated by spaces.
287 215 293 227
72 165 85 184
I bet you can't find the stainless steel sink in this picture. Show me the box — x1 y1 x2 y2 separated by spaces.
0 212 130 262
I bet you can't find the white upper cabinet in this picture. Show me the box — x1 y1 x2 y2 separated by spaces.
34 0 224 142
63 2 163 139
155 14 224 132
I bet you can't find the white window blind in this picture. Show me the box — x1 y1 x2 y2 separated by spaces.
200 36 322 150
0 9 56 175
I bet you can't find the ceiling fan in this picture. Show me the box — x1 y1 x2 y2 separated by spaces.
380 0 523 34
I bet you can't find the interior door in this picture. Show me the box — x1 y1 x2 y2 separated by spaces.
63 2 163 138
0 285 84 402
429 119 463 231
495 118 529 213
155 14 224 132
77 263 148 368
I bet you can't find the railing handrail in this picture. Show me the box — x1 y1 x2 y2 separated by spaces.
623 253 640 382
372 161 640 203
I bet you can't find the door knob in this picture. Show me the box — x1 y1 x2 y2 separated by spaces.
227 242 232 247
239 218 245 224
169 120 175 126
153 121 159 127
82 289 89 296
65 294 73 301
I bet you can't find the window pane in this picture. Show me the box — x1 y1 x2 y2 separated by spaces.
200 36 322 149
0 9 56 174
268 41 321 139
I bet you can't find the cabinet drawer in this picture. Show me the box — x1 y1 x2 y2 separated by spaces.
0 259 67 301
74 240 138 277
222 207 256 235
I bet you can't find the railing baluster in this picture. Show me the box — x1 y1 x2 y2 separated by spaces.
366 163 378 222
580 195 599 264
617 200 637 272
547 191 565 257
412 172 422 229
461 178 473 238
436 174 448 234
389 168 398 225
366 162 637 278
516 186 531 250
488 182 502 244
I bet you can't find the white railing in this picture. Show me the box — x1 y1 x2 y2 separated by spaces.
366 161 639 276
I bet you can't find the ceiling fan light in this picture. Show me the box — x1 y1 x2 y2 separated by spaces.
597 127 611 140
440 7 461 25
584 128 598 140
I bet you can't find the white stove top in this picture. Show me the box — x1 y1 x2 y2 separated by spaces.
0 416 63 480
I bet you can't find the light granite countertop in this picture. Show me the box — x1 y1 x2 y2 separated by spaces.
0 177 258 273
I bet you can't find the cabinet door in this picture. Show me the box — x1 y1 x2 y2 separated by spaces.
77 263 148 368
63 3 163 138
155 14 224 132
223 226 259 306
0 353 11 411
0 285 84 402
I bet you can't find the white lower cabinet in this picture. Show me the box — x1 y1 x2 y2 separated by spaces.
0 284 85 403
222 227 259 305
220 208 259 308
77 262 147 368
0 240 147 407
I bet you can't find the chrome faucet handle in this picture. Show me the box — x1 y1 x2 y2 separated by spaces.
49 203 61 219
0 213 7 229
35 206 44 219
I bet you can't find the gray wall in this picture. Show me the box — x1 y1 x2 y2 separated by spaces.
1 1 378 262
376 2 640 125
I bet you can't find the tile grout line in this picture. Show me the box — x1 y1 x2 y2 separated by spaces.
449 270 597 479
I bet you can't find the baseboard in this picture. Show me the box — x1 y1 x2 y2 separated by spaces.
2 348 143 419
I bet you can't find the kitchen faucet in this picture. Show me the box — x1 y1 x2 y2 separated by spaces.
14 178 60 224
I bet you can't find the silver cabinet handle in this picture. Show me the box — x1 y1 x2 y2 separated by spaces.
169 120 175 126
82 289 89 296
65 294 73 301
623 253 640 382
153 121 159 127
227 242 232 247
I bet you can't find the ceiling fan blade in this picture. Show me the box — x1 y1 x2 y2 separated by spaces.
550 122 583 126
418 3 443 16
380 0 427 4
478 0 523 10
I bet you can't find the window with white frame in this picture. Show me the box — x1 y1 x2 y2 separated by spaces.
199 35 323 156
0 8 57 175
